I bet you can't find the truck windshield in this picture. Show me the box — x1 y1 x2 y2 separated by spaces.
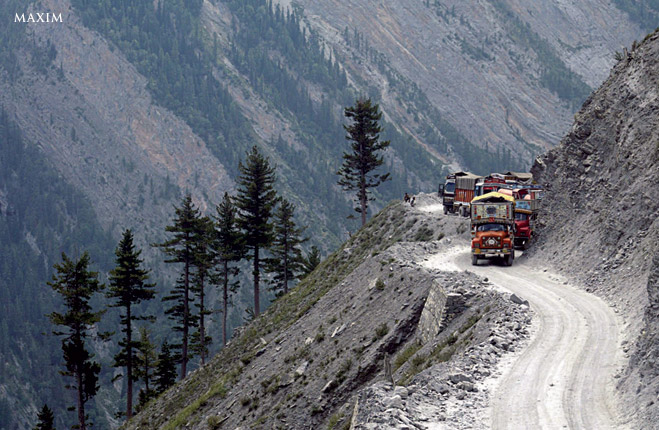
445 182 455 193
515 212 529 221
477 223 505 232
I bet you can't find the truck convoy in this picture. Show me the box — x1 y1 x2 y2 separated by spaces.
438 171 543 260
470 192 516 266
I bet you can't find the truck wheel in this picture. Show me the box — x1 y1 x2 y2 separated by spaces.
443 206 448 215
471 255 478 266
505 253 513 266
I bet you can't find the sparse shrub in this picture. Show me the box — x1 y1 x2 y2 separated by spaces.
207 416 222 429
336 358 353 383
375 278 385 290
328 412 345 429
373 323 389 341
414 226 434 241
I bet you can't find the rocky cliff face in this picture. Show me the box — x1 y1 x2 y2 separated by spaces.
286 0 643 166
531 30 659 425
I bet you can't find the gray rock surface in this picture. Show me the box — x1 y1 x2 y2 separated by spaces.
531 30 659 428
284 0 644 167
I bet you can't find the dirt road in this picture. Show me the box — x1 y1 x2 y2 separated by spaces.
423 246 625 429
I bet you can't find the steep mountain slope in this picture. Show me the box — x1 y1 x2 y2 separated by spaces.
123 197 535 429
0 0 656 428
287 0 644 167
531 29 659 426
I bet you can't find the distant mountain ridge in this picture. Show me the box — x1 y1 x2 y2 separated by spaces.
0 0 655 427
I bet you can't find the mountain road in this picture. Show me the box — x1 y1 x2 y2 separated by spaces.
421 238 625 429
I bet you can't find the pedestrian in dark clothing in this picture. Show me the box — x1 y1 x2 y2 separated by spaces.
404 193 410 203
410 196 415 207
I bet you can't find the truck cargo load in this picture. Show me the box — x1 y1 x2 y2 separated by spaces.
454 172 482 217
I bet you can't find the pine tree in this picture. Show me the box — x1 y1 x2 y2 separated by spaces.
191 216 214 365
337 98 391 226
33 404 55 430
301 246 321 277
107 229 155 419
134 327 157 411
154 342 177 395
48 252 104 430
211 193 244 346
235 146 278 317
154 194 202 380
266 199 307 295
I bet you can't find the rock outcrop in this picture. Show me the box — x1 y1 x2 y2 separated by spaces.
531 30 659 426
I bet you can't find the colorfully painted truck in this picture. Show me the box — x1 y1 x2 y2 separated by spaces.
454 172 482 217
470 192 515 266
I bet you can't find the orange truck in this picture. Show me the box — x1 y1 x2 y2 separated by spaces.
470 192 515 266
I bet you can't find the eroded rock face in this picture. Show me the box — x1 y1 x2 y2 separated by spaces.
531 31 659 426
282 0 643 166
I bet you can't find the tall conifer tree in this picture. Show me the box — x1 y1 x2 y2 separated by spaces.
154 194 201 379
107 229 155 419
212 193 244 346
337 98 391 226
266 199 307 295
191 216 214 365
235 146 278 316
48 252 104 430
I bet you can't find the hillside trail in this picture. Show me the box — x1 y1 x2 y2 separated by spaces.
418 206 627 429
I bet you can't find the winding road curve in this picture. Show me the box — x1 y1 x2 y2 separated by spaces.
419 207 625 429
459 253 624 430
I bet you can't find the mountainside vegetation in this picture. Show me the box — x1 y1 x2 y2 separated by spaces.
0 110 116 429
0 0 656 428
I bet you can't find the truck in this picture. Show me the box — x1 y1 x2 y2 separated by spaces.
470 192 515 266
513 197 539 249
454 172 482 217
437 173 456 214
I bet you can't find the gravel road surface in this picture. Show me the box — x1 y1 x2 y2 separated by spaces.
447 249 626 429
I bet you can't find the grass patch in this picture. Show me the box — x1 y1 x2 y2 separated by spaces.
393 341 422 372
327 412 345 430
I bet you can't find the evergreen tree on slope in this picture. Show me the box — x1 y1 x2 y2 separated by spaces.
154 194 202 379
266 198 307 295
337 98 391 226
48 252 104 430
212 193 244 346
235 146 278 317
107 229 155 419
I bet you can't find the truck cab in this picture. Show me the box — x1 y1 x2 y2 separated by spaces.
470 192 515 266
438 175 456 214
514 210 534 249
471 223 515 266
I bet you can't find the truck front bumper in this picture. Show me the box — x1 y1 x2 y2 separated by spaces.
472 248 512 258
